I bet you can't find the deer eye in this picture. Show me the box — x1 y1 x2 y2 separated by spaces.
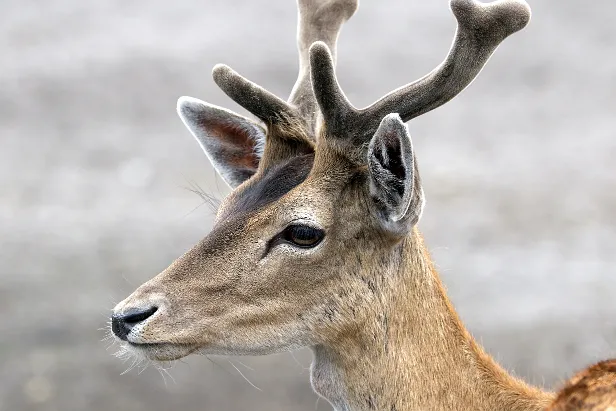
282 225 324 248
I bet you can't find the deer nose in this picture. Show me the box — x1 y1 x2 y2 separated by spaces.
111 306 158 341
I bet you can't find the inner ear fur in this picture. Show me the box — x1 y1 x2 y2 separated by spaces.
367 114 424 236
177 96 266 188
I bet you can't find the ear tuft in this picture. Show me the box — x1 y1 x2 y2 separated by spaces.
367 114 424 235
177 96 266 188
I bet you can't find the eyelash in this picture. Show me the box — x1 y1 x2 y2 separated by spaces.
282 224 325 248
264 224 325 256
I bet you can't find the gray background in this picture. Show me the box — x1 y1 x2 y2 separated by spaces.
1 0 615 410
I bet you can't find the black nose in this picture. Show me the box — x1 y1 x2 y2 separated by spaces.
111 306 158 341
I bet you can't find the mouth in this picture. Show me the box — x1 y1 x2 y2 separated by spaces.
126 341 163 348
121 340 201 361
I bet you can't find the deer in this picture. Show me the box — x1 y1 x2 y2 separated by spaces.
548 360 616 410
109 0 575 409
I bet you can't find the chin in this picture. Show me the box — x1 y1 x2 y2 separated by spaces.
117 341 200 362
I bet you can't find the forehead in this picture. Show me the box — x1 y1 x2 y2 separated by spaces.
220 153 315 220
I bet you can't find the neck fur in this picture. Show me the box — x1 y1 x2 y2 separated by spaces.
310 228 553 411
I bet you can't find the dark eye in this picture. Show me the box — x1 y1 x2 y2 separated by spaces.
282 225 324 248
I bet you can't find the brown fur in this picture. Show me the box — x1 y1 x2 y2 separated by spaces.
113 141 555 410
549 360 616 410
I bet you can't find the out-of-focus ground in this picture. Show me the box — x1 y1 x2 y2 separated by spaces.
1 0 615 410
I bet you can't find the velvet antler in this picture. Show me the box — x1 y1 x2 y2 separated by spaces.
311 0 531 151
213 0 358 137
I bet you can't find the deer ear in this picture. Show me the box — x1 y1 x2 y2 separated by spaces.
177 96 266 188
367 114 424 235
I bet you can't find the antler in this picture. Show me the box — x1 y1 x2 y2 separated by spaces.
312 0 532 146
289 0 358 131
212 64 298 127
213 0 358 136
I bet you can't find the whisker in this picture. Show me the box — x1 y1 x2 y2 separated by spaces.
181 199 213 219
179 174 221 214
234 359 255 371
156 365 177 386
289 351 310 372
228 360 262 391
120 355 139 375
202 355 233 376
121 273 134 286
157 364 169 387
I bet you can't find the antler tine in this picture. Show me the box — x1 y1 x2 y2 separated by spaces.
212 0 358 136
362 0 531 127
289 0 358 132
212 64 298 126
309 42 358 136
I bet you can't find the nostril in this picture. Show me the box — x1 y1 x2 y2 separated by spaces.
122 306 158 324
111 306 158 341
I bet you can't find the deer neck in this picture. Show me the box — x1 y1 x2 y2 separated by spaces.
310 228 553 411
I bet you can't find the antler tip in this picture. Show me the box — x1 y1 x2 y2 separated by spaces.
495 0 532 31
508 0 532 30
309 41 335 72
212 63 233 84
309 41 332 55
450 0 531 36
297 0 359 22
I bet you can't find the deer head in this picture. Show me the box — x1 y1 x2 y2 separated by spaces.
111 1 539 408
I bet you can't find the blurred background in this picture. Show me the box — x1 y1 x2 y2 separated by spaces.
1 0 615 410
